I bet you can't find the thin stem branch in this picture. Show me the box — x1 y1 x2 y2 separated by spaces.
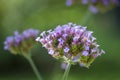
62 63 71 80
23 54 43 80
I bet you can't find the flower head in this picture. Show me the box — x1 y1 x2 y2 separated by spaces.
4 28 39 54
36 23 105 68
66 0 120 14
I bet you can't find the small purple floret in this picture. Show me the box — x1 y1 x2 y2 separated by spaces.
64 47 70 53
82 51 88 56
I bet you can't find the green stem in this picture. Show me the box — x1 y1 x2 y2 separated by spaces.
23 54 43 80
62 63 71 80
81 9 93 25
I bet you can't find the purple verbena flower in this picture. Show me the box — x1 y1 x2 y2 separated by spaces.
36 23 105 68
4 28 39 54
65 0 120 13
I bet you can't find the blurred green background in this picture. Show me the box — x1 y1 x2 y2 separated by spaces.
0 0 120 80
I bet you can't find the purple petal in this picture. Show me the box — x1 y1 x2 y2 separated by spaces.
48 50 54 55
64 47 70 53
82 51 88 56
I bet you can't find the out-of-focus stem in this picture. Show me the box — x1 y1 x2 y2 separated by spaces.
23 53 43 80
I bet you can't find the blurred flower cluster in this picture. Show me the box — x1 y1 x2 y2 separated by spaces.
36 23 105 68
66 0 120 13
4 29 39 54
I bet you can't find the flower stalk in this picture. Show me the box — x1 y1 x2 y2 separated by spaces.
62 63 71 80
23 53 43 80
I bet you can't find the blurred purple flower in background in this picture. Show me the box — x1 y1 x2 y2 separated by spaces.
89 5 98 14
61 62 67 70
81 0 88 4
36 23 105 68
66 0 120 13
4 28 39 54
66 0 73 6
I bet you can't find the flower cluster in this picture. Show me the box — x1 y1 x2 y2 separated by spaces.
36 23 105 68
66 0 120 13
4 29 39 54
